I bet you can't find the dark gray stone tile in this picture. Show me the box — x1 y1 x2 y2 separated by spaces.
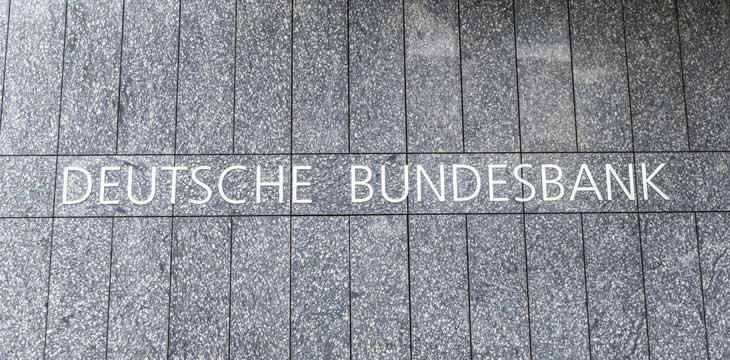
0 0 65 154
58 0 122 155
231 216 289 359
107 217 170 359
461 0 520 152
176 0 235 154
678 0 730 151
624 0 689 151
697 213 730 359
292 0 348 153
46 218 112 359
54 156 174 217
235 0 291 154
467 215 530 360
404 0 462 153
410 215 470 359
0 219 51 359
0 156 56 217
570 0 632 151
582 213 649 359
525 214 590 358
116 0 179 154
350 215 410 360
170 217 231 359
640 213 708 359
291 216 349 359
350 0 406 153
515 0 576 152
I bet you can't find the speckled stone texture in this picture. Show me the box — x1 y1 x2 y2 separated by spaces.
0 156 56 216
0 0 8 119
697 213 730 359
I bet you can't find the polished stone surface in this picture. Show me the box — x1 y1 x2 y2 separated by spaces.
697 213 730 359
0 156 56 216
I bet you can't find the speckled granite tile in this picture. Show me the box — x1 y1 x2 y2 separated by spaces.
696 213 730 359
46 218 112 359
0 156 55 217
350 215 410 360
0 219 51 359
521 153 636 213
0 0 8 116
231 216 289 359
404 0 462 152
515 0 576 152
116 0 179 154
0 0 65 154
640 213 708 358
54 156 174 217
624 0 689 151
677 0 730 151
350 0 405 153
176 0 235 154
570 0 632 151
174 155 290 216
58 0 122 155
461 0 519 152
582 213 649 359
292 0 348 153
170 217 230 359
467 215 529 360
291 154 406 215
291 216 349 359
106 217 170 359
407 153 522 214
410 215 470 359
235 0 291 154
525 214 590 359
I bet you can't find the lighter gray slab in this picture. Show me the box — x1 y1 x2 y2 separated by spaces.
0 156 56 217
291 216 350 359
0 219 51 359
45 218 112 359
0 0 9 118
350 215 410 360
410 215 470 359
107 217 170 359
231 216 290 359
697 213 730 359
467 215 530 359
0 0 65 154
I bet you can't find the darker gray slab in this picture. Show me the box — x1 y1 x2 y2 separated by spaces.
410 215 470 359
404 0 462 152
107 217 170 359
350 215 410 360
640 213 708 358
170 217 231 358
0 0 65 154
350 0 406 153
0 156 56 217
624 0 689 151
677 0 730 151
45 218 112 359
525 214 590 358
58 0 122 154
460 0 520 152
292 0 348 153
697 213 730 359
0 219 51 359
116 0 179 154
235 0 291 154
467 215 530 359
231 216 290 359
176 0 235 154
0 0 8 119
291 216 350 359
570 0 632 151
515 0 576 152
582 213 649 359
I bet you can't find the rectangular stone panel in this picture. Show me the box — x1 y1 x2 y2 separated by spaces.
291 216 350 359
409 215 470 359
0 156 56 217
350 215 410 359
0 0 8 121
0 218 51 359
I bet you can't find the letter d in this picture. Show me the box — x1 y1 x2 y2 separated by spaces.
62 167 93 205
